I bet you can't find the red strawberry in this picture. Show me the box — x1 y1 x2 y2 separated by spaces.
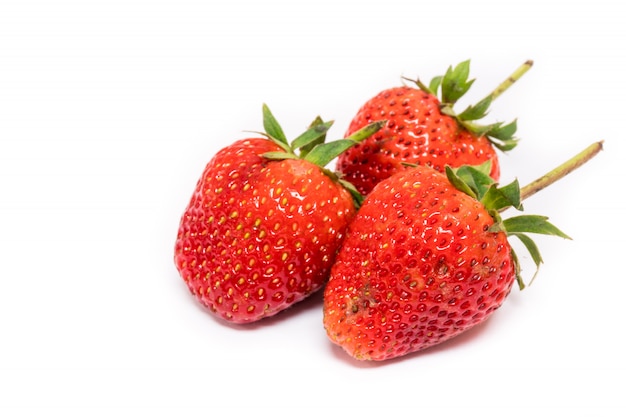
336 60 532 195
324 142 602 360
174 105 384 323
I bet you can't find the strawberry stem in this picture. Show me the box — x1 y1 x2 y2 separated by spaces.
499 141 601 289
485 60 534 102
518 141 603 203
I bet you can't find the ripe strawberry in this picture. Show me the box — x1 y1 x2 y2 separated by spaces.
336 60 532 195
323 141 603 360
174 105 384 323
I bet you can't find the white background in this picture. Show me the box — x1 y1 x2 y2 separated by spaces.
1 0 624 415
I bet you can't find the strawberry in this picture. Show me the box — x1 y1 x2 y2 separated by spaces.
174 105 384 323
336 60 532 195
324 142 602 360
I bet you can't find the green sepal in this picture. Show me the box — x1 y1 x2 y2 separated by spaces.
441 60 474 105
257 107 384 168
262 104 288 146
458 96 492 122
428 75 443 96
256 105 384 208
440 105 457 118
490 119 518 141
509 248 525 290
487 120 519 151
447 161 523 212
461 119 520 152
302 120 386 167
491 137 519 152
463 121 498 137
262 151 300 161
338 178 364 209
509 232 543 288
502 215 572 239
511 232 543 266
247 130 292 153
298 116 329 157
291 119 334 153
498 215 571 288
303 140 358 168
481 179 523 212
404 76 439 96
408 60 526 152
445 166 478 200
345 120 387 143
446 162 493 201
445 161 571 290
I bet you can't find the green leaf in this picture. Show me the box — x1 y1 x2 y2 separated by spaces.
490 137 519 152
345 120 386 143
304 140 357 168
487 211 505 233
502 215 572 239
291 120 334 153
458 96 492 121
338 178 364 209
452 163 494 200
480 179 523 212
489 119 517 141
262 104 288 146
445 166 477 199
298 116 329 158
510 232 543 266
441 60 474 104
499 214 571 289
262 151 299 161
428 75 443 96
461 118 519 152
408 77 432 95
440 105 457 118
466 119 519 151
509 248 525 290
509 232 544 288
470 160 492 176
464 120 500 137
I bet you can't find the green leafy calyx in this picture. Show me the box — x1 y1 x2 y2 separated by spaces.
445 163 571 289
257 104 386 207
409 60 533 152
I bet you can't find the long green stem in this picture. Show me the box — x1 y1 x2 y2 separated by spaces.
486 60 534 102
518 141 603 202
